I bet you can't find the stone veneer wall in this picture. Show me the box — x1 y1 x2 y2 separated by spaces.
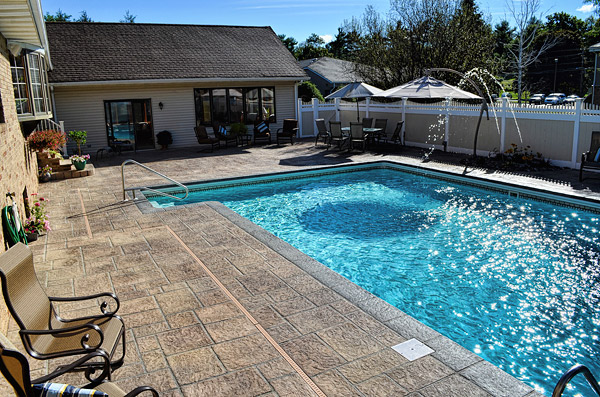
0 33 40 334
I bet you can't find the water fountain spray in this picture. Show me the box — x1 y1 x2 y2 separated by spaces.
425 68 489 158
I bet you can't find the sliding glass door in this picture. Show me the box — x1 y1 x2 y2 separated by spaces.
104 99 154 150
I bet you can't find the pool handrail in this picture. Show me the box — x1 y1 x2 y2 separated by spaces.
552 364 600 397
121 159 188 201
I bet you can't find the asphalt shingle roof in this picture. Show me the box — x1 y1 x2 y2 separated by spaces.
46 22 307 83
299 57 362 84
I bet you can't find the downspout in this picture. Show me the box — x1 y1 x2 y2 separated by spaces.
593 54 598 106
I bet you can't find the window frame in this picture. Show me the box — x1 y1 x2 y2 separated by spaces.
194 86 276 126
10 50 52 119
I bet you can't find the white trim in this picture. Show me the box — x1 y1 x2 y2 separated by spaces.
51 76 307 87
27 0 52 68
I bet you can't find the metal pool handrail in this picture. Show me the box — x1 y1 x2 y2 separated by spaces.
121 159 188 201
552 364 600 397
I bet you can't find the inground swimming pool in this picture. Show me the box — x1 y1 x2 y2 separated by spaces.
148 162 600 396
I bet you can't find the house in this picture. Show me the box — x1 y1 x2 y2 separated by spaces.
299 57 362 96
46 22 308 153
0 0 53 251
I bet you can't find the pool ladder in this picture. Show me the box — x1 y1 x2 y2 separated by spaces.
553 364 600 397
121 159 189 201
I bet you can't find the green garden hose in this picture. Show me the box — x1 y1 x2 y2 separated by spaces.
2 205 27 248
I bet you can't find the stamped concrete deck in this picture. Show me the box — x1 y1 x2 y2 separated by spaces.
2 141 599 396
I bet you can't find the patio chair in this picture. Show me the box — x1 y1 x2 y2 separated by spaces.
315 119 330 146
349 122 367 152
362 117 373 129
276 119 298 145
194 126 220 152
212 123 238 148
0 331 158 397
253 121 271 145
328 121 347 150
0 243 126 377
380 121 404 147
580 131 600 181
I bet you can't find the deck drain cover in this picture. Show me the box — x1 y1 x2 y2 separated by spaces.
392 338 434 361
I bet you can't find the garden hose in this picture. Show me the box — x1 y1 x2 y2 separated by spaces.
2 205 27 248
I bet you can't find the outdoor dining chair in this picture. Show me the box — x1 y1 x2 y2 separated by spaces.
0 331 158 397
194 126 220 152
362 117 373 129
328 121 346 150
380 121 405 148
0 243 126 379
315 119 330 146
276 119 298 145
580 131 600 181
349 122 367 152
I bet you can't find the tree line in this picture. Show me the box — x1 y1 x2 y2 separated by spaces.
280 0 600 102
44 9 136 23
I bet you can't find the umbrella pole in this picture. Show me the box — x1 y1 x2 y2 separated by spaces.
356 100 360 123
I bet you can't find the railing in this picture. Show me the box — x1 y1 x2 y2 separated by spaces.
552 364 600 397
121 159 188 201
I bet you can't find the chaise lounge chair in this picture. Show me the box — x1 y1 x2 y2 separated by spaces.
580 131 600 181
0 243 126 379
194 126 220 152
0 331 158 396
315 119 330 146
212 123 238 148
253 121 271 145
349 122 367 152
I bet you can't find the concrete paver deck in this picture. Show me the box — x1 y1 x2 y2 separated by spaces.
2 141 598 396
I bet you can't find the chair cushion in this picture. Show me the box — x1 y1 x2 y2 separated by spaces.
594 148 600 162
32 382 108 396
220 126 227 136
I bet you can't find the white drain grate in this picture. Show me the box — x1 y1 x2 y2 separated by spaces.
392 338 434 361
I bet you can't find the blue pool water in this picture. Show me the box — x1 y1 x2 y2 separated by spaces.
150 166 600 396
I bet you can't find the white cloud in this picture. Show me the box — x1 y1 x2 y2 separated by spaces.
320 34 333 43
577 4 596 13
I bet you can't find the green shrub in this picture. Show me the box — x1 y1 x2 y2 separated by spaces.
68 130 87 155
298 81 324 102
229 123 248 136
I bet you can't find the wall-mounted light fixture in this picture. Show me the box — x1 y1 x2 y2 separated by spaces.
159 102 164 110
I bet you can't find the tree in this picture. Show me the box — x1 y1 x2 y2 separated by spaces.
120 10 136 23
295 33 331 60
326 27 361 60
505 0 558 103
493 21 515 75
298 81 324 102
44 9 72 22
76 11 93 22
277 34 298 55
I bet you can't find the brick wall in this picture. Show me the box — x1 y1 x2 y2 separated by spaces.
0 33 40 333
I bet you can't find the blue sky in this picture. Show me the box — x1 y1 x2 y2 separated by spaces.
40 0 596 44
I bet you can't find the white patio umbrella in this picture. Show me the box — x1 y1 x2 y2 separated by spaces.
375 76 481 100
325 82 384 122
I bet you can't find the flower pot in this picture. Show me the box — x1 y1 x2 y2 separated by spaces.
26 232 38 243
40 172 51 183
72 160 86 170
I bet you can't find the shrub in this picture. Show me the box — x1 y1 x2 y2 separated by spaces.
27 130 67 151
298 81 324 102
229 123 248 136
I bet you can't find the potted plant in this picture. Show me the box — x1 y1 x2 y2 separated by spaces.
229 123 248 136
68 130 87 155
156 130 172 149
70 154 90 170
38 165 52 183
24 194 51 240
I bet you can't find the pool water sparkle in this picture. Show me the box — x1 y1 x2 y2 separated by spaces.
151 167 600 396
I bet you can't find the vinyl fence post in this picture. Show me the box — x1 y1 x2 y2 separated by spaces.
402 97 408 145
335 98 341 122
297 98 303 137
500 97 507 154
312 98 319 137
444 97 450 151
571 98 583 168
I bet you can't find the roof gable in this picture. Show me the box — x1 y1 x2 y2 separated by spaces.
46 22 307 83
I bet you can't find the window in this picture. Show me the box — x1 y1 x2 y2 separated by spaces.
194 87 276 126
10 50 51 118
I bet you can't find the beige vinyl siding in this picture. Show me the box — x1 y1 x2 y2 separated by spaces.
53 81 299 154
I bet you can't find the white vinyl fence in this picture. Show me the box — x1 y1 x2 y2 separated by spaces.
297 97 600 169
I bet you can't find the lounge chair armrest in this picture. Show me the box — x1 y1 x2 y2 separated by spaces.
124 386 160 397
21 323 104 353
49 292 120 316
32 350 111 387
